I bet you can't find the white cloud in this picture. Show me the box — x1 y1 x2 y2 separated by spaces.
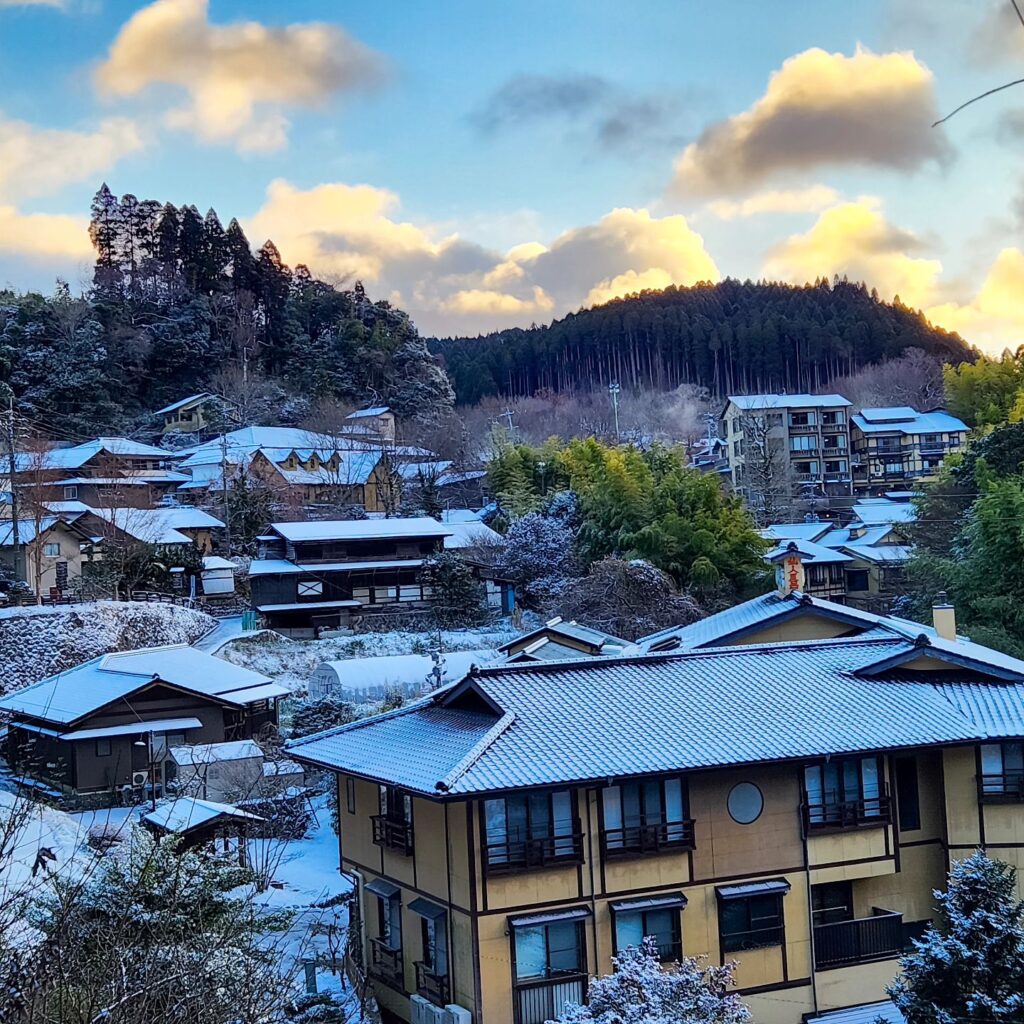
762 198 942 308
95 0 386 153
0 115 142 200
0 0 65 7
707 185 840 220
672 46 951 196
0 206 92 260
246 181 719 333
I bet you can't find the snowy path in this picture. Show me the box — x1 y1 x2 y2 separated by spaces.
192 614 246 652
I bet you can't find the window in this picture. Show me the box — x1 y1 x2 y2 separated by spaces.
380 784 412 824
980 742 1024 798
376 585 398 603
376 893 402 951
419 912 448 975
352 587 371 603
726 782 763 824
63 486 78 499
793 460 818 475
811 881 853 927
790 435 817 451
613 907 682 962
95 738 112 757
822 410 843 424
164 732 186 747
398 584 422 602
484 791 579 870
790 412 813 426
845 568 870 592
803 755 884 826
824 460 846 473
297 579 323 598
601 778 689 856
513 920 584 981
43 542 60 557
883 461 904 475
719 893 785 952
894 756 921 831
346 776 356 814
824 434 846 449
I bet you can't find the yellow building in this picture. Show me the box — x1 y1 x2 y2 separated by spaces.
156 393 215 434
289 591 1024 1024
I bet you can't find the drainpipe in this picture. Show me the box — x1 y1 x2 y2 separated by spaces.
802 815 819 1016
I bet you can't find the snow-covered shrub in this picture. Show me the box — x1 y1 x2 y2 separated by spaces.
498 512 578 607
553 938 751 1024
0 602 216 692
291 694 357 739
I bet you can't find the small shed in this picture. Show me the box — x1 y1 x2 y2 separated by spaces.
142 796 264 863
309 649 495 701
170 739 264 802
202 555 236 596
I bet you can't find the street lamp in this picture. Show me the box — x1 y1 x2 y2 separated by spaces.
134 730 157 811
536 460 547 495
608 382 621 442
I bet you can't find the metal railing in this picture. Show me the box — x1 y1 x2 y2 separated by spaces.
369 938 404 986
803 794 891 833
415 961 450 1006
979 771 1024 803
601 819 696 860
514 973 587 1024
484 828 584 874
814 909 903 969
372 815 414 855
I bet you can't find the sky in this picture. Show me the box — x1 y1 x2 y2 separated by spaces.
1 0 1023 350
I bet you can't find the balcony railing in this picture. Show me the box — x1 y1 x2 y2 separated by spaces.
415 961 450 1006
803 793 891 834
814 909 904 970
484 828 584 875
601 819 696 860
369 938 404 986
918 442 948 455
372 815 414 855
789 423 819 433
514 973 588 1024
979 771 1024 803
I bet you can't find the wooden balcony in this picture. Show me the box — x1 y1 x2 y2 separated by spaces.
802 793 891 834
369 938 404 987
814 909 903 970
514 973 587 1024
372 815 414 855
601 819 696 860
484 828 584 875
979 771 1024 803
415 961 450 1006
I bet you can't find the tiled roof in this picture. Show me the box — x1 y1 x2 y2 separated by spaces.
765 539 851 564
289 632 1024 796
852 408 967 435
762 523 833 543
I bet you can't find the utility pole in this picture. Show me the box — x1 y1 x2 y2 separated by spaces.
220 434 233 554
1 385 22 585
608 381 621 442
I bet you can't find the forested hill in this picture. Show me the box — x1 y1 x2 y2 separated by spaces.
430 279 975 404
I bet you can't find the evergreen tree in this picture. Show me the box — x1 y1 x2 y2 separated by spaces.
888 851 1024 1024
291 693 357 738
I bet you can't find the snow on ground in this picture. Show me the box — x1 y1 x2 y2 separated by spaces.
217 621 523 695
0 601 216 692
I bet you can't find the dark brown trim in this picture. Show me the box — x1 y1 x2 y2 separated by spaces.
596 784 608 894
807 853 895 872
975 745 987 848
341 856 472 915
949 841 1024 850
584 787 599 975
899 837 945 849
466 800 483 1021
477 800 488 913
738 977 811 996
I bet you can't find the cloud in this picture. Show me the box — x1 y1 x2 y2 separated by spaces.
926 249 1024 354
0 0 65 7
671 46 951 196
762 198 942 308
967 2 1024 65
95 0 386 153
246 181 719 333
707 185 841 220
470 73 693 151
0 115 142 200
0 206 92 260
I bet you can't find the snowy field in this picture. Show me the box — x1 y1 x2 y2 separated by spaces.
217 620 524 694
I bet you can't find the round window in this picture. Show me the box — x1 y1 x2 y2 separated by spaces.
727 782 764 824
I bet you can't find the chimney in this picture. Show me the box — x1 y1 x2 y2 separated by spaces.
774 543 806 597
932 592 956 642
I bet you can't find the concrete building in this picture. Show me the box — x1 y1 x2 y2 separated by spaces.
722 395 854 503
288 583 1024 1024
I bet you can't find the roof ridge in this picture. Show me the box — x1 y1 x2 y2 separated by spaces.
435 711 516 792
285 689 444 749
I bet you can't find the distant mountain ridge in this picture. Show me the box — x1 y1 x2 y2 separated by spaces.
430 278 975 404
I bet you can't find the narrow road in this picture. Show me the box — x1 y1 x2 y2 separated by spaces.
193 614 245 653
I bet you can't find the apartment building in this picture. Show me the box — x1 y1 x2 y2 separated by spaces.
722 395 854 501
288 580 1024 1024
850 408 968 493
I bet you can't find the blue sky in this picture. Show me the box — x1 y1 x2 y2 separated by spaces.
1 0 1022 348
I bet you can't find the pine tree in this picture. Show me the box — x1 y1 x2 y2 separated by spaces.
888 851 1024 1024
88 184 121 294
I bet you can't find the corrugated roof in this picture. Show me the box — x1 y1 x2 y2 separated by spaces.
762 522 833 543
850 501 916 525
727 394 851 410
852 408 967 436
289 634 1024 796
155 394 212 415
271 517 452 542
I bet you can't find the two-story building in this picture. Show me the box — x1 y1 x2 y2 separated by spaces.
155 393 215 434
722 395 854 501
0 645 288 806
850 408 968 492
289 586 1024 1024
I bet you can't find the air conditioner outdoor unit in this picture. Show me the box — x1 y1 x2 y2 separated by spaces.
425 1006 448 1024
409 994 433 1024
445 1005 472 1024
132 771 148 787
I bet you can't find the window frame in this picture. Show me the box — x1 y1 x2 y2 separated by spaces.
483 790 581 873
803 755 887 829
95 738 112 757
611 906 682 962
894 756 921 831
511 918 586 983
718 893 785 953
346 776 357 814
43 542 60 557
600 777 691 858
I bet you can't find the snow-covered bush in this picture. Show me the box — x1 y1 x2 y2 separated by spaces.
291 693 357 739
0 602 216 692
888 850 1024 1024
553 938 751 1024
498 512 578 606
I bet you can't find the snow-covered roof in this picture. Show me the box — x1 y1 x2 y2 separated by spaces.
442 520 502 549
155 393 212 415
498 617 629 654
270 517 452 543
170 739 263 765
397 460 451 481
850 500 917 525
45 505 224 546
727 394 851 410
0 516 63 546
852 407 968 435
437 470 487 486
807 1002 904 1024
289 630 1024 796
346 406 391 419
268 452 381 487
62 717 203 741
843 544 912 564
4 438 172 473
249 558 426 577
764 539 851 565
314 650 497 695
761 522 833 543
441 509 487 524
202 555 236 571
0 645 281 725
143 797 263 833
